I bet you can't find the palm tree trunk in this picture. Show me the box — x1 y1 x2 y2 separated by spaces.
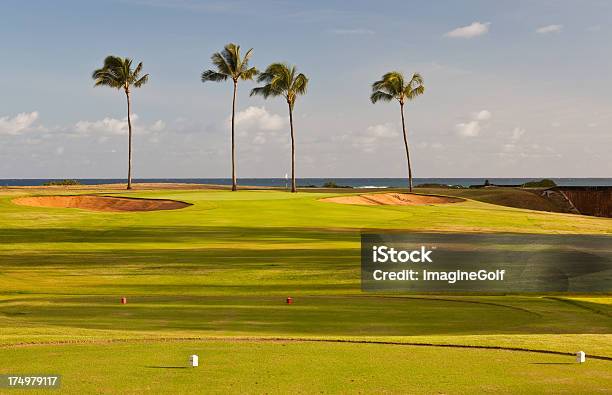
126 90 133 190
400 103 413 192
231 80 238 191
288 101 296 193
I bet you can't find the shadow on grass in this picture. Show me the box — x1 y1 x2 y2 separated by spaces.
0 226 360 244
1 226 611 245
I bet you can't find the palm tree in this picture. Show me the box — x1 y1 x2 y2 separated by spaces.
370 72 424 192
201 43 258 191
92 56 149 190
250 63 308 193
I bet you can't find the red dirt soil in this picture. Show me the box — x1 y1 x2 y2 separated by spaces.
321 193 464 206
12 195 191 212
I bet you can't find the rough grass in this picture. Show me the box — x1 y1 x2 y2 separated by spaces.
416 187 563 212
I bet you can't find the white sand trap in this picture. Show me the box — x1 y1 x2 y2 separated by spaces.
321 193 464 206
12 195 191 212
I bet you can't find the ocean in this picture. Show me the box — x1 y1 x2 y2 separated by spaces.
1 178 611 188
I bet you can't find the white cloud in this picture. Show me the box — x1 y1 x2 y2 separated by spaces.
232 106 285 131
0 112 39 135
445 22 490 38
329 28 374 35
455 110 492 137
366 123 399 138
536 24 563 34
474 110 492 121
455 121 481 137
75 116 132 135
73 114 164 136
511 127 526 141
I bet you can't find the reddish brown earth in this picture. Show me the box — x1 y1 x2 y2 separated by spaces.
321 193 464 206
12 195 191 212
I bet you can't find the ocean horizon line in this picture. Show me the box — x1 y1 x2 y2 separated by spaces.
2 177 611 188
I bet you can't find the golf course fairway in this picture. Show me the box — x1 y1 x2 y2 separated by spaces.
1 187 611 394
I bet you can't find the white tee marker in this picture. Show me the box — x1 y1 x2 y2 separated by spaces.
576 351 586 363
190 354 199 367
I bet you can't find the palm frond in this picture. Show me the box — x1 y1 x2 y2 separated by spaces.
409 72 424 86
370 91 394 103
405 85 425 100
102 55 124 70
372 71 404 96
201 70 229 82
221 43 239 75
92 66 123 89
92 55 148 90
256 71 273 83
404 73 425 100
250 85 276 98
239 66 258 81
292 73 308 95
252 62 308 107
371 71 425 103
239 48 254 72
134 74 149 88
207 43 259 81
133 62 144 80
211 52 233 77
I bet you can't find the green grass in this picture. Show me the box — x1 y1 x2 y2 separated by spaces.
0 188 610 393
2 341 611 394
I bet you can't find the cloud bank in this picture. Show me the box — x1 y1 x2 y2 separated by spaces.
0 112 40 135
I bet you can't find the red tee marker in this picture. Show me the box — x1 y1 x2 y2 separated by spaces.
286 297 293 304
121 297 127 304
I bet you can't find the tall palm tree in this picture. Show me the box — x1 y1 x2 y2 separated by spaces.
201 43 258 191
250 63 308 193
92 56 149 190
370 72 424 192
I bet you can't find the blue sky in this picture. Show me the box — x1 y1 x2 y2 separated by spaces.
0 0 610 178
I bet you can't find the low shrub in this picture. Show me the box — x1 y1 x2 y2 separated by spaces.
42 179 82 186
522 179 557 188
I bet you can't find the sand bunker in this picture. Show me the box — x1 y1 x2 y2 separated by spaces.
12 195 191 212
321 193 463 206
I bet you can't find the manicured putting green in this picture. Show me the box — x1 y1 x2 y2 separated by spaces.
2 341 610 394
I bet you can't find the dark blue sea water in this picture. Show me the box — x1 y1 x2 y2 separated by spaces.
1 178 611 187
